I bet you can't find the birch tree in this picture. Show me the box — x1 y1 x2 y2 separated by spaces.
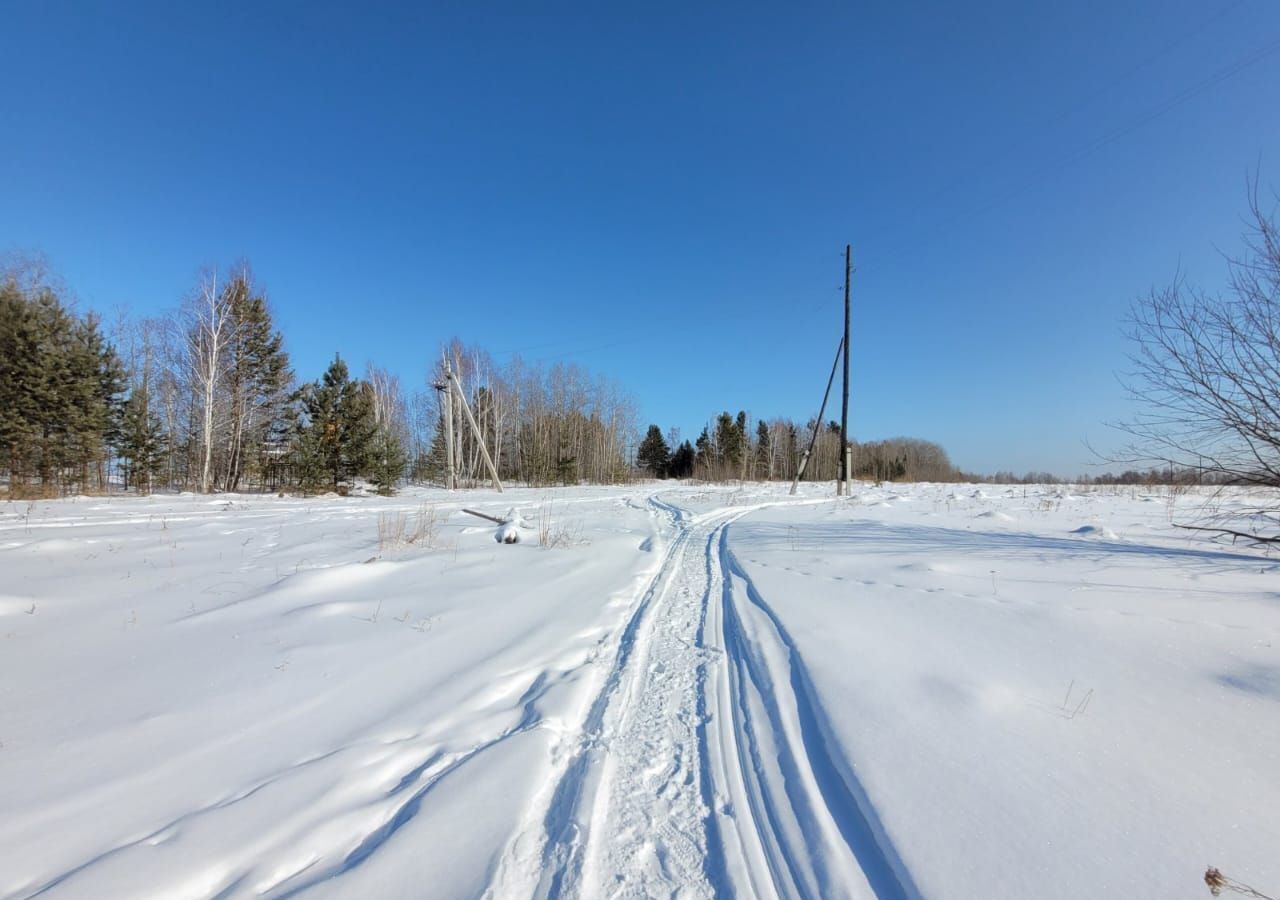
178 270 236 494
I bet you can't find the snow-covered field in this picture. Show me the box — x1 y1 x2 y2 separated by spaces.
1 483 1277 899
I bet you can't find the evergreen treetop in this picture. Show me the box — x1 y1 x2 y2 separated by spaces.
637 424 671 477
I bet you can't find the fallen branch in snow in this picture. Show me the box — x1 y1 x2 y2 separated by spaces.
463 507 527 543
1205 867 1277 898
461 508 506 525
1174 523 1280 547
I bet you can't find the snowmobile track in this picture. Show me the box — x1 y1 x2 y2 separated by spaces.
486 493 919 900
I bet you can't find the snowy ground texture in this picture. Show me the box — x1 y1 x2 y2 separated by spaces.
2 482 1278 899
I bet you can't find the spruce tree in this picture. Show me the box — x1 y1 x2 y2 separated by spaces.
694 427 712 476
0 282 40 484
756 419 771 479
420 413 451 484
715 411 745 474
735 410 749 478
295 355 377 492
368 429 407 495
118 379 168 494
636 424 671 477
222 275 292 491
0 279 123 493
29 290 77 485
67 314 126 487
668 440 695 479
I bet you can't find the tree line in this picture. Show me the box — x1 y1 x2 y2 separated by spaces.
0 262 637 497
636 411 965 484
10 255 1213 500
20 245 1252 500
1 255 974 499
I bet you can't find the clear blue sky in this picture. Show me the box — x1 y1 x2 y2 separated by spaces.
4 1 1279 475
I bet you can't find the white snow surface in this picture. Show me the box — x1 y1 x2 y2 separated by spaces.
1 482 1277 899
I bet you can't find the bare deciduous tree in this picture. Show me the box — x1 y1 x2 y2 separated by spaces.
1116 184 1280 542
178 269 236 494
414 339 636 488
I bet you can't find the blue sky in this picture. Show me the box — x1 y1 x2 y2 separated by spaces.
3 1 1279 475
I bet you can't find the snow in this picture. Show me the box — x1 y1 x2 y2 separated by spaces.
1 483 1277 898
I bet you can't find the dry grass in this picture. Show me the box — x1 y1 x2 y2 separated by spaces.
377 505 445 552
537 502 583 548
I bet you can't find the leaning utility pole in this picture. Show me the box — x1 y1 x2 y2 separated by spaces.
838 244 852 496
790 335 844 496
445 362 503 493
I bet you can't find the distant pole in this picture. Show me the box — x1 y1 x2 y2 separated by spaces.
839 244 851 496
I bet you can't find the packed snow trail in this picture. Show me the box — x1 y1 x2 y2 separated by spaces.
485 496 723 898
487 493 915 900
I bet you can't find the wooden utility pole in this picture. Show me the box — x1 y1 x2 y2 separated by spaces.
445 364 503 493
838 244 852 496
432 376 456 489
435 349 457 489
444 382 456 489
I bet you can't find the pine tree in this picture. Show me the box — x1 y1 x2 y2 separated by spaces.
636 424 671 477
